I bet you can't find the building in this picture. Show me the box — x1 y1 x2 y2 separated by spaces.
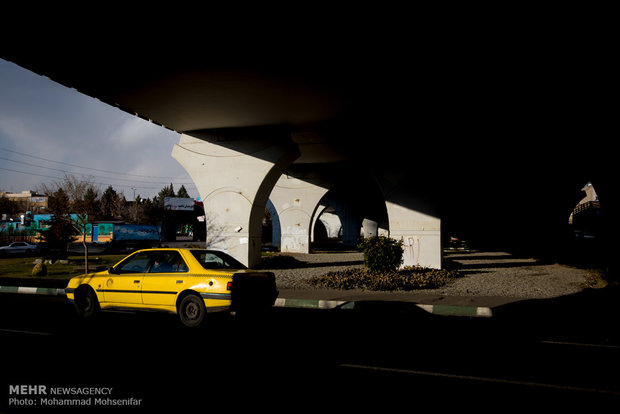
569 183 602 235
0 191 48 214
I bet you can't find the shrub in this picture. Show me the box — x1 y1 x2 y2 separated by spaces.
308 266 459 291
32 262 47 277
358 236 403 274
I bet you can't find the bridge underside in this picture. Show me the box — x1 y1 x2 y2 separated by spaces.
2 38 615 269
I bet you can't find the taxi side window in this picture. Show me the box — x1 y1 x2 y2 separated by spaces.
149 251 189 273
116 253 152 274
200 252 227 269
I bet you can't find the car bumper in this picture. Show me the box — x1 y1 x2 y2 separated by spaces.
230 272 279 311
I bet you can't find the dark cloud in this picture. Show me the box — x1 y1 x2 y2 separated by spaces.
0 59 194 198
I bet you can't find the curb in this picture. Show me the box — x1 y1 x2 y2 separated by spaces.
273 297 493 318
274 298 347 310
417 303 493 318
0 285 493 318
0 285 66 296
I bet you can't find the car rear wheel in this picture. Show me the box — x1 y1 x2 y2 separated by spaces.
178 294 206 328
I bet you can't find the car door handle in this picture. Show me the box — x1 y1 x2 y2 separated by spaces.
134 280 140 284
176 280 183 284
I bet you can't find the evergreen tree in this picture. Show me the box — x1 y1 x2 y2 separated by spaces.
42 188 76 255
177 185 190 199
155 183 175 207
100 185 120 219
0 195 19 217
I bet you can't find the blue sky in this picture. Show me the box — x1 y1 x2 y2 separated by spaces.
0 58 196 199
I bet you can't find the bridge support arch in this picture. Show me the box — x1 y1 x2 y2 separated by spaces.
268 174 330 253
172 131 299 267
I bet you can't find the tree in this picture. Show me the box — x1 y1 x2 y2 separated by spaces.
0 195 19 217
42 187 76 256
154 183 175 208
73 185 99 273
40 175 100 270
100 185 120 219
176 185 190 199
46 187 70 216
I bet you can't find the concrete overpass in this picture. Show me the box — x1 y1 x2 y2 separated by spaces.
2 35 615 270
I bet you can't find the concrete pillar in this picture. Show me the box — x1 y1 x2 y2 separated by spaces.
361 218 378 238
322 195 362 248
268 174 329 253
376 169 441 269
310 204 327 243
172 132 299 267
319 211 342 239
385 199 441 269
266 199 281 250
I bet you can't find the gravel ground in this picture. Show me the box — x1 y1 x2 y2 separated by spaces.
261 252 364 289
263 250 594 298
435 251 591 298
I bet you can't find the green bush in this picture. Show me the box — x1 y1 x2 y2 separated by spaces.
308 266 459 291
358 236 403 274
308 235 459 291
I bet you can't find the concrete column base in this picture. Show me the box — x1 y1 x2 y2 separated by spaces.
385 201 442 269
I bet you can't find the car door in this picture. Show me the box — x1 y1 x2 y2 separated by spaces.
10 242 27 254
141 250 190 307
103 251 152 304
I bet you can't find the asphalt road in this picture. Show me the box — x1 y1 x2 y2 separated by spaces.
1 294 620 412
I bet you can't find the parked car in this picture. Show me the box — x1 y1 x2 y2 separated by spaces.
65 248 278 327
0 241 38 255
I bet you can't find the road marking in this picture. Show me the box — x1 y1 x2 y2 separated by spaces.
539 340 620 350
0 328 52 336
339 363 620 395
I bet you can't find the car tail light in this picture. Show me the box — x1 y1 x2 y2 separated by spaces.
227 281 232 291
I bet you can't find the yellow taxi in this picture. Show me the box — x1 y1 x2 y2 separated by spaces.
65 248 278 327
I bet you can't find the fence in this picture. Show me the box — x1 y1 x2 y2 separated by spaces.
0 234 37 245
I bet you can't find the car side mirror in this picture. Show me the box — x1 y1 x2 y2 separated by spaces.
108 266 119 274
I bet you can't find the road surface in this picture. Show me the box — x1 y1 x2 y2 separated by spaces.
1 294 619 411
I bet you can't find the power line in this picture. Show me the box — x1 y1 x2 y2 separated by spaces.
0 166 195 193
0 156 195 186
0 147 188 180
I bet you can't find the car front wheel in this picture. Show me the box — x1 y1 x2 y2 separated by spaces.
178 294 206 328
74 287 100 319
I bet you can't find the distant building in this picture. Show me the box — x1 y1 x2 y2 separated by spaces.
569 182 601 235
0 190 48 214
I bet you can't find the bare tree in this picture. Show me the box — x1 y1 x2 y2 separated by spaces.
73 186 99 273
39 175 100 272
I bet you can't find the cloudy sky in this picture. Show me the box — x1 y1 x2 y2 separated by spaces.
0 58 196 200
